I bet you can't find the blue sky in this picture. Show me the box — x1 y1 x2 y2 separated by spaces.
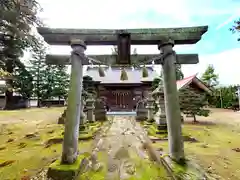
37 0 240 86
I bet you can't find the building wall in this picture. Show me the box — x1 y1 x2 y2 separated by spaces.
95 83 152 111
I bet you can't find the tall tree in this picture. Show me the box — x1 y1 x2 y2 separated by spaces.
1 0 43 109
28 41 48 107
51 65 70 101
201 64 219 88
179 88 210 122
12 65 33 99
41 65 55 100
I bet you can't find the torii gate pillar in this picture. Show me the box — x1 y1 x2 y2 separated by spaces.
158 39 184 162
61 39 86 164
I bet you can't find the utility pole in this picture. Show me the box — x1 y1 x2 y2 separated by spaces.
219 88 223 108
237 86 240 112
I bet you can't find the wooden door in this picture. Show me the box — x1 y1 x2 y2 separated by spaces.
111 90 133 111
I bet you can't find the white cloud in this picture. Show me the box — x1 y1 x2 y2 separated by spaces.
182 48 240 86
216 8 240 30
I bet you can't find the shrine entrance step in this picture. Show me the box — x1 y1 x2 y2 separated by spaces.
106 111 136 116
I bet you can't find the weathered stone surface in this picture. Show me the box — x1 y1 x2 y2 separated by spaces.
37 26 208 45
146 95 155 122
85 98 95 122
45 54 199 65
159 40 184 161
61 39 85 164
136 100 147 121
47 155 85 180
94 99 107 121
80 100 86 126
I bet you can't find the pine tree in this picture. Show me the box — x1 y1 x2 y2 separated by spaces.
28 42 48 107
41 65 55 100
51 65 70 101
179 88 210 122
201 64 219 88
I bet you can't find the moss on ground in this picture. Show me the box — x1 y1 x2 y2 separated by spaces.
49 152 90 171
127 150 170 180
0 108 101 180
152 122 240 180
140 121 168 139
77 151 108 180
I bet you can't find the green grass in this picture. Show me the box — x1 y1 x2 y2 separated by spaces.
152 122 240 180
0 108 100 180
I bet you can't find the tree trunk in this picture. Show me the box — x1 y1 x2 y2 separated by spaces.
37 97 41 108
4 59 14 110
193 114 197 122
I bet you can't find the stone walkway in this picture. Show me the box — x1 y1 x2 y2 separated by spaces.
89 116 171 180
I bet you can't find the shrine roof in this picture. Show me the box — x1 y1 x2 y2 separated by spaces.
37 26 208 45
85 66 158 84
152 74 212 94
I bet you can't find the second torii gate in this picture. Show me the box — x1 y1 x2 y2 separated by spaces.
37 26 208 164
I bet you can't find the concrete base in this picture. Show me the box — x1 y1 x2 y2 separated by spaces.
47 155 86 180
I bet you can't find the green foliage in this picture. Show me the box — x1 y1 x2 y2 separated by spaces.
175 64 184 80
230 18 240 41
210 86 239 108
50 65 69 99
40 65 69 100
27 41 47 105
12 66 33 98
151 77 162 91
179 88 210 121
1 0 43 108
201 64 219 88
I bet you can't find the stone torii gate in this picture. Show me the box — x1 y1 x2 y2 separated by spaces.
37 26 208 164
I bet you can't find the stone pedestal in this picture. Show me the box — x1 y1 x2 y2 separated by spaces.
86 98 95 122
146 95 155 122
61 39 86 164
158 39 184 161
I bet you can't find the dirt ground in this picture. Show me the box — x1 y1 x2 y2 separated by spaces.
188 108 240 128
153 108 240 180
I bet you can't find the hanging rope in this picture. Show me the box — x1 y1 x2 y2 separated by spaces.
98 65 105 77
120 68 128 81
85 50 176 80
142 65 149 78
